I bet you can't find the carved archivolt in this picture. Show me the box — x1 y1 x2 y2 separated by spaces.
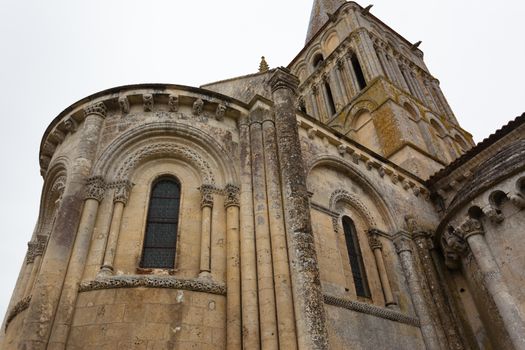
115 142 215 184
329 189 377 231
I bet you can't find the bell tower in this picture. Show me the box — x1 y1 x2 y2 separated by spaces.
291 1 475 179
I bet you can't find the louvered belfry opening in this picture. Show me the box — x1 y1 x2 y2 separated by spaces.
140 177 181 269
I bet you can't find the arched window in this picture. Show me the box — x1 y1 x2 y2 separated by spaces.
350 54 367 90
324 81 336 115
342 216 370 298
140 177 181 269
313 53 324 69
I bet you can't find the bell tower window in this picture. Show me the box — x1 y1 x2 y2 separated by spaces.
140 177 181 269
342 215 370 298
351 55 367 90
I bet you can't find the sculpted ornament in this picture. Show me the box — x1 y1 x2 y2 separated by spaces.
483 206 504 224
113 180 132 205
393 236 412 254
215 104 226 121
193 98 204 116
456 217 484 239
224 184 240 208
84 102 107 118
441 228 467 269
84 176 106 202
118 96 130 114
367 228 383 250
200 184 215 208
63 116 78 133
143 94 154 112
168 94 179 112
510 193 525 209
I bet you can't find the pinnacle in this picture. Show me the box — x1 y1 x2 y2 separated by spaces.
259 56 269 73
305 0 346 44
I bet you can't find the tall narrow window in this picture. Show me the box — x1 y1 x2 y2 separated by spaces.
351 55 367 90
140 177 181 269
324 82 336 115
342 216 370 298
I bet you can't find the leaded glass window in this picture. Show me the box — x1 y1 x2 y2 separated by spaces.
342 215 371 298
140 177 181 269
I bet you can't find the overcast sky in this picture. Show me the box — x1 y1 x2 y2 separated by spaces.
0 0 523 319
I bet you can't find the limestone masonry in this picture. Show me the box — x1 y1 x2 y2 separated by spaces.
2 1 524 349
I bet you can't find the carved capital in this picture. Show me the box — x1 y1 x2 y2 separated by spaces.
404 215 419 233
193 98 204 116
168 94 179 112
457 217 484 239
268 67 299 94
393 236 412 254
311 84 319 96
483 206 504 224
113 180 132 205
441 228 467 269
143 94 154 112
118 95 130 113
85 176 106 202
200 184 215 208
336 59 345 70
224 184 240 208
216 104 227 121
84 102 107 118
367 228 383 250
26 242 37 264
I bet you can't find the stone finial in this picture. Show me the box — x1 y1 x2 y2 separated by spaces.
84 102 107 118
268 67 300 94
113 180 132 205
84 176 106 202
259 56 269 73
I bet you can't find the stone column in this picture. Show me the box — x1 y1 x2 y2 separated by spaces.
430 80 458 125
391 56 410 92
19 102 107 349
238 115 260 350
224 184 241 350
367 229 396 308
49 176 106 348
23 235 48 298
354 29 383 80
269 68 329 350
335 59 350 104
345 53 362 94
99 180 131 275
394 235 441 350
457 218 525 349
376 48 394 83
400 66 417 97
308 88 321 120
411 71 428 103
312 83 328 122
413 231 465 350
249 108 278 350
199 184 214 278
262 112 298 350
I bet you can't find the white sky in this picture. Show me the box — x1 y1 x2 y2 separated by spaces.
0 0 523 319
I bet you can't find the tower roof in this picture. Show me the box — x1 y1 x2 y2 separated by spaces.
305 0 346 44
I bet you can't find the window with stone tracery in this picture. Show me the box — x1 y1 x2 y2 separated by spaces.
140 177 181 269
342 215 371 298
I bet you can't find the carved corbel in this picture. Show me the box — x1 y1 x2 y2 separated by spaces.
51 128 65 143
118 95 130 114
84 102 107 119
216 104 226 121
456 217 484 239
509 193 525 209
483 206 504 224
63 116 78 133
193 98 204 116
367 228 383 250
143 94 154 112
168 94 179 112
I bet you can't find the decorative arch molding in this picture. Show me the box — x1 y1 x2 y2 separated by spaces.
344 100 378 131
307 155 396 232
92 121 238 185
114 142 215 184
397 95 421 120
329 189 377 229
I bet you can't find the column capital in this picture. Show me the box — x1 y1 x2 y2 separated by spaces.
393 235 413 254
84 176 106 202
441 227 467 269
200 184 215 208
83 102 107 119
112 180 132 205
268 67 299 94
224 184 240 208
367 228 383 250
457 217 484 239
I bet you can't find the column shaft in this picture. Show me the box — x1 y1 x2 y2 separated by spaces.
49 196 101 348
199 205 212 275
101 201 125 274
466 234 525 349
250 120 278 350
238 118 260 350
372 248 395 307
269 69 328 350
395 237 441 350
262 119 298 350
225 195 241 350
19 103 106 349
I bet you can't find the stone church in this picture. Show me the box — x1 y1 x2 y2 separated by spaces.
2 1 524 349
